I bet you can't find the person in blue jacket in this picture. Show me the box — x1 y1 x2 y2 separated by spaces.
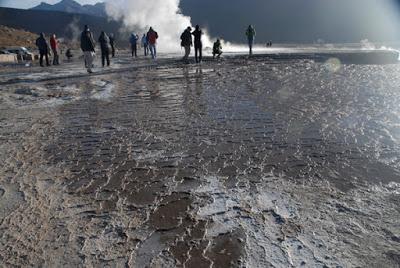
129 33 139 57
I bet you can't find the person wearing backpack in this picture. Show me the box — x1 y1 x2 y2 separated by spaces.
146 27 159 59
180 26 192 62
36 33 50 67
80 25 96 73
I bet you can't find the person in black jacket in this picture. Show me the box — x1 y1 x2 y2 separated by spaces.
192 25 203 63
180 26 192 62
80 25 96 73
35 33 50 67
98 31 111 67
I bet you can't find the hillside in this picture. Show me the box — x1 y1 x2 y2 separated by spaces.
0 7 121 43
0 25 38 49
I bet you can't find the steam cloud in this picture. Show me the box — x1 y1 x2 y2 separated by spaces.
105 0 213 52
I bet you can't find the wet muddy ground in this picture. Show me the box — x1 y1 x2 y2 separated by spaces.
0 53 400 267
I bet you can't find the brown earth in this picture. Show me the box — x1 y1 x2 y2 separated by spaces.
0 25 38 49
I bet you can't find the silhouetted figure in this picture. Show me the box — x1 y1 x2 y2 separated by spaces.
36 33 50 67
50 34 60 65
129 33 138 57
80 25 96 73
98 31 111 67
181 26 192 62
147 27 159 59
109 33 116 57
246 25 256 55
141 34 149 56
192 25 203 63
65 49 73 60
213 39 222 59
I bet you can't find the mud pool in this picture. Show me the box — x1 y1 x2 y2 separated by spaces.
0 53 400 267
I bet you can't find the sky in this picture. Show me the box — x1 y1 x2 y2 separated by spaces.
0 0 103 9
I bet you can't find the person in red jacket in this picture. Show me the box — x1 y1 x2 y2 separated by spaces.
50 34 60 65
146 27 158 59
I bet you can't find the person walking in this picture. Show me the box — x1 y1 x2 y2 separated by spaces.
213 39 223 59
146 27 158 59
245 25 256 55
180 26 192 62
141 34 149 56
98 31 111 67
50 34 60 65
192 25 203 63
80 25 96 73
109 33 116 57
36 33 50 67
129 33 138 57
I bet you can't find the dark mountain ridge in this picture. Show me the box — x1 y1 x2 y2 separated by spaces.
0 7 120 42
31 0 106 17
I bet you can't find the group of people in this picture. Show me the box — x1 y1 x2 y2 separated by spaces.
36 24 262 73
35 33 61 67
80 25 116 73
80 24 159 73
180 24 257 62
180 25 223 62
129 27 159 59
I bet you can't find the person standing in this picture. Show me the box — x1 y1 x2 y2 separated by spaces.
98 31 111 67
141 34 149 56
147 27 158 59
109 33 116 58
192 25 203 63
80 25 96 73
36 33 50 67
246 25 256 55
180 27 192 62
50 34 60 65
129 33 138 57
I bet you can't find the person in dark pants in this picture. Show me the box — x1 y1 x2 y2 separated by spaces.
245 25 256 55
109 33 116 58
192 25 203 63
180 26 192 62
129 33 138 57
213 39 223 59
98 31 111 67
35 33 50 67
141 34 148 56
146 27 158 59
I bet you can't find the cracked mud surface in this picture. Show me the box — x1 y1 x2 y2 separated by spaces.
0 54 400 267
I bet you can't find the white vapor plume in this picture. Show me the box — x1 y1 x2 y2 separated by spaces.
105 0 213 52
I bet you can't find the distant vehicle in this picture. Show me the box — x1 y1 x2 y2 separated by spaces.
5 47 35 61
0 50 12 54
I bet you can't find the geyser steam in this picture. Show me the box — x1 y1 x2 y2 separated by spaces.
105 0 212 52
